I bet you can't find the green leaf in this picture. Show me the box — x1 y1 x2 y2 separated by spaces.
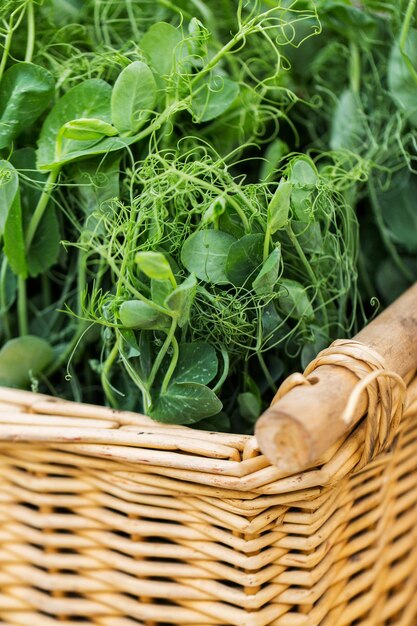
120 329 141 358
62 118 118 140
0 336 54 388
261 303 288 348
2 163 26 278
0 63 55 149
238 392 261 423
330 89 364 151
37 79 124 170
188 17 208 58
301 326 330 369
218 204 246 239
0 253 16 315
288 157 318 220
260 139 288 181
173 342 218 384
291 221 323 254
44 0 83 24
0 160 19 235
164 274 197 327
10 148 46 205
5 149 59 277
151 278 173 306
138 331 152 379
72 154 121 217
119 300 170 330
141 22 183 78
268 180 292 233
278 279 314 320
377 170 417 253
181 230 236 284
388 29 417 127
321 2 377 41
253 246 281 295
202 196 226 225
191 74 239 122
289 157 317 187
151 382 222 424
135 251 174 282
26 205 60 277
111 61 157 135
225 234 263 287
261 354 284 390
376 257 415 305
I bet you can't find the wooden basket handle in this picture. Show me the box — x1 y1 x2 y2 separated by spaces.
255 283 417 472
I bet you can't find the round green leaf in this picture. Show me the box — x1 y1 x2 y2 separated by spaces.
151 382 222 424
173 342 218 384
119 300 169 330
278 279 314 320
191 74 239 122
268 181 292 233
37 79 115 170
164 274 197 327
140 22 183 78
253 246 281 295
225 234 263 287
0 336 54 388
181 230 236 284
388 29 417 127
0 63 55 150
0 160 19 235
135 251 174 281
111 61 157 135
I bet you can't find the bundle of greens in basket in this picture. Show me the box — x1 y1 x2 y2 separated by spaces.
1 0 416 432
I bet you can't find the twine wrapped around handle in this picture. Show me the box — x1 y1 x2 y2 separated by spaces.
255 283 417 472
266 340 406 472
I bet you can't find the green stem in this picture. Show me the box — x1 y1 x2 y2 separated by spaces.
0 22 14 83
400 0 417 50
258 352 277 393
0 257 11 339
99 251 171 315
77 251 87 317
101 336 120 407
368 176 414 282
17 275 28 335
174 171 253 231
120 352 152 412
47 320 92 378
147 317 177 389
399 0 417 85
125 0 140 39
263 224 272 262
227 195 251 232
349 42 361 94
212 347 229 394
190 29 245 86
25 170 59 251
286 225 329 327
157 0 193 19
161 334 179 393
24 0 35 63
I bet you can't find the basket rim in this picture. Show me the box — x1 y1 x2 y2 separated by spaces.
1 382 416 496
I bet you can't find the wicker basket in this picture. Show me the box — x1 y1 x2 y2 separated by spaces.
0 284 417 626
1 290 417 625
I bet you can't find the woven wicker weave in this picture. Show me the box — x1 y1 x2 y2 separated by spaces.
1 365 417 626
